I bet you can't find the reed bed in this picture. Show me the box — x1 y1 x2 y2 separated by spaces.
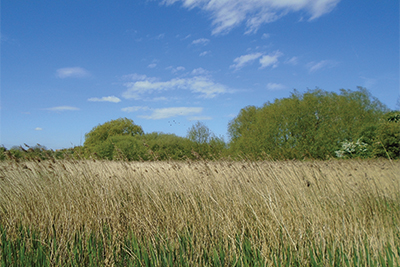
0 159 399 266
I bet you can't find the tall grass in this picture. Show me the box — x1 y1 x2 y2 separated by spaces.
1 158 399 266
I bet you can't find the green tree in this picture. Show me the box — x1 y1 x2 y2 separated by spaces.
187 121 212 144
187 121 226 159
84 118 143 153
227 105 259 157
228 87 388 160
372 111 400 159
140 132 193 160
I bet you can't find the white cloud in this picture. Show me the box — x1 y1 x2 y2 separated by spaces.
259 50 283 68
188 116 212 121
230 52 263 70
35 127 43 131
148 63 157 68
88 96 121 103
191 67 209 75
261 33 270 39
152 97 170 101
162 0 340 35
285 56 299 65
230 50 282 70
307 60 336 72
45 106 80 111
122 73 151 81
188 76 229 98
121 106 149 113
192 38 210 45
56 67 90 78
122 75 231 99
266 83 285 90
199 51 210 56
167 66 186 73
139 107 203 120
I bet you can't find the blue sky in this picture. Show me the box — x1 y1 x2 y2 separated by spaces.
1 0 399 149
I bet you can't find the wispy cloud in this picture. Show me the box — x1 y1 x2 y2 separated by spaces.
152 97 170 101
266 83 285 90
35 127 43 131
191 68 209 75
45 106 80 111
285 56 299 65
192 38 210 45
56 67 90 78
122 73 151 81
148 63 157 68
230 50 282 70
88 96 121 103
166 66 186 73
199 51 210 56
230 52 263 70
188 116 212 121
307 60 336 72
162 0 340 35
139 107 203 120
261 33 270 39
259 51 283 68
122 74 232 99
121 106 149 113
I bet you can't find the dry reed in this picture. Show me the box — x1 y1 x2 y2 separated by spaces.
0 158 399 265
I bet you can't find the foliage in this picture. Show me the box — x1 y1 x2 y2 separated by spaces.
335 139 370 159
187 121 213 144
187 121 227 159
8 146 24 160
0 146 6 161
372 112 400 159
228 87 388 160
3 88 397 162
140 132 193 160
385 110 400 122
84 118 143 153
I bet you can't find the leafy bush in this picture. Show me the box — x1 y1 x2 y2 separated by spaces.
187 121 227 160
0 146 6 161
335 139 370 159
84 118 143 154
372 120 400 159
228 87 388 160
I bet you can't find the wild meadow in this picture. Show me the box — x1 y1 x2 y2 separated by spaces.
0 158 399 266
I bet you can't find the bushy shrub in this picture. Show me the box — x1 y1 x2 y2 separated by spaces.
372 121 400 159
335 139 370 159
0 146 6 161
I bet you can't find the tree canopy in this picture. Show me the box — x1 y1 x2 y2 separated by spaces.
228 87 389 159
84 118 144 151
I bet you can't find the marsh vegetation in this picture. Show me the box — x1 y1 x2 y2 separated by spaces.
1 158 399 266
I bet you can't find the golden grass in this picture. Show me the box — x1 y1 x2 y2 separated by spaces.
0 158 399 264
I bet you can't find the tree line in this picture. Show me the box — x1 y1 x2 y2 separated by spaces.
2 87 399 161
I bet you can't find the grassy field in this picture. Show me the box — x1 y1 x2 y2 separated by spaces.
0 158 399 266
